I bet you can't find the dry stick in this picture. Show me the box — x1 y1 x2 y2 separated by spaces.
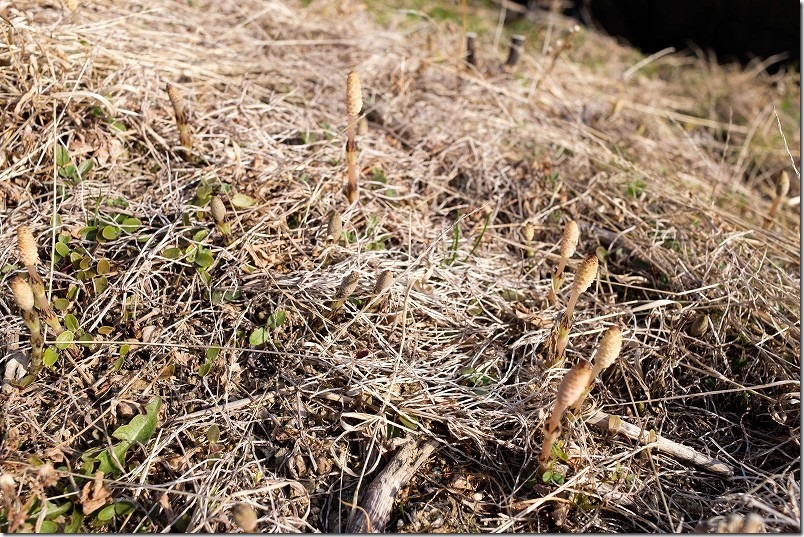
347 439 438 533
586 410 734 478
11 277 44 388
345 71 362 204
539 360 592 473
763 170 790 229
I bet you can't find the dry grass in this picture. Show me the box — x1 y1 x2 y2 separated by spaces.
0 0 799 532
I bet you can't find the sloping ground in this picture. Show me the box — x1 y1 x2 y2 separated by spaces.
0 0 799 532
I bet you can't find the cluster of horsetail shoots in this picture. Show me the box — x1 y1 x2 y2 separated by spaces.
763 170 790 229
345 71 362 204
572 325 623 412
167 83 192 151
10 276 44 388
550 220 579 302
539 359 592 473
210 196 232 243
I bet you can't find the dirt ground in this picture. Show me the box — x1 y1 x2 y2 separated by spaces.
0 0 800 532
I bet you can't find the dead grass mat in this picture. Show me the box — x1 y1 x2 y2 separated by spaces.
0 0 800 532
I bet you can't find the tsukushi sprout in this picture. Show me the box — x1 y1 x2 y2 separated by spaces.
539 360 592 473
345 71 363 204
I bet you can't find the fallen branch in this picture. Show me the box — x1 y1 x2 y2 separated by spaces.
586 410 734 478
347 439 438 533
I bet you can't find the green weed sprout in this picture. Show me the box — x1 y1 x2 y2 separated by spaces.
549 220 579 303
572 325 622 412
345 71 362 204
539 359 592 474
11 276 44 387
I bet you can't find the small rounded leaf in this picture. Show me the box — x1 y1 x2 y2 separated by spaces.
56 330 74 350
230 193 255 208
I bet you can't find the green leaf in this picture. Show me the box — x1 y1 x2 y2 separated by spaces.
109 120 127 132
541 471 553 483
43 347 59 367
162 247 183 260
397 411 419 430
38 520 59 533
45 500 72 519
113 354 125 372
78 226 97 240
101 226 121 240
230 193 255 208
119 343 130 357
93 275 109 293
55 242 71 257
65 314 80 332
55 144 70 167
120 217 141 233
193 229 208 242
114 501 135 516
198 360 213 377
194 251 214 268
65 509 84 533
96 441 130 475
53 298 70 311
266 310 287 329
249 327 269 346
77 159 94 178
205 346 221 360
56 330 74 350
97 258 111 275
77 332 94 348
112 396 161 445
97 504 117 521
98 326 114 336
206 424 220 444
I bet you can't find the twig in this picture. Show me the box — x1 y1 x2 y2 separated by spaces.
347 439 438 533
586 410 734 478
